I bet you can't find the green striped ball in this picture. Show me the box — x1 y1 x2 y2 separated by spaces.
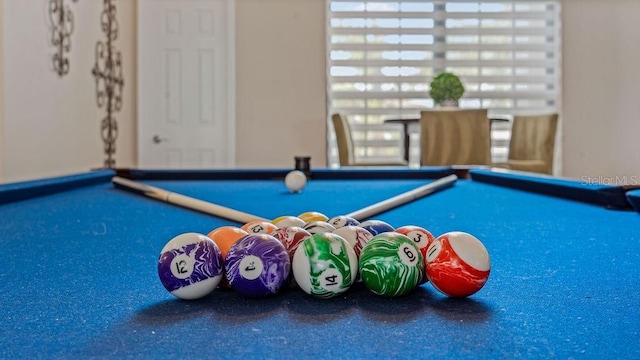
359 232 424 297
292 233 358 299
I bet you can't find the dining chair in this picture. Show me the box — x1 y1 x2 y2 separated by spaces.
419 109 492 166
501 113 559 175
331 113 408 167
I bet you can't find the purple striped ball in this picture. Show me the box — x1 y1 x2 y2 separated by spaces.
158 233 224 300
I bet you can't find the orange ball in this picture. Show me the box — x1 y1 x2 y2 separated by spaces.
207 226 249 260
207 226 249 288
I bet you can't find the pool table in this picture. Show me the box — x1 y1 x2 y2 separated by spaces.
1 167 639 359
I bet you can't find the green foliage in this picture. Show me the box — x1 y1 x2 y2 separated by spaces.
429 72 465 105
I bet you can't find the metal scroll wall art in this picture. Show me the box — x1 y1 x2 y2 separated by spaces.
92 0 124 168
49 0 78 77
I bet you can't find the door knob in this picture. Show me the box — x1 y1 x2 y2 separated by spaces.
152 135 168 144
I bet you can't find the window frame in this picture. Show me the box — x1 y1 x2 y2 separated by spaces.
326 0 562 166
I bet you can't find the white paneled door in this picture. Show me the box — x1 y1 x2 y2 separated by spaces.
137 0 234 168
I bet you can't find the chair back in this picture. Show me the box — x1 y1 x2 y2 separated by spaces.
420 109 491 166
508 113 559 174
331 113 355 166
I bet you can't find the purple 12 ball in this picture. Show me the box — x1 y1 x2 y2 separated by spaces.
157 232 224 300
224 234 291 298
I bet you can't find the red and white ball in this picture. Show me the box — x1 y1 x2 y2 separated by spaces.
395 225 435 284
425 231 490 297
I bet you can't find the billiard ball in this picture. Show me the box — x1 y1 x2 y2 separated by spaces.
271 226 312 260
242 220 278 235
359 219 395 235
225 234 291 298
425 231 491 298
207 226 248 259
297 211 329 224
292 233 358 299
157 232 224 300
302 221 337 234
327 215 360 229
331 225 373 258
272 215 306 229
285 170 307 193
206 226 249 288
271 226 312 287
359 232 424 297
394 225 435 284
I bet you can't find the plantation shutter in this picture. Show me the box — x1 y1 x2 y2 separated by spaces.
326 0 562 165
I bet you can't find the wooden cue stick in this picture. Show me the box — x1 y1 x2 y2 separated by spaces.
111 176 269 224
346 174 458 221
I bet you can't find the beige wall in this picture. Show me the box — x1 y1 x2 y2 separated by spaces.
562 0 640 181
0 0 136 183
235 0 327 168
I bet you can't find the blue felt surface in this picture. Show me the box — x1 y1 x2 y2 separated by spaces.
0 172 639 359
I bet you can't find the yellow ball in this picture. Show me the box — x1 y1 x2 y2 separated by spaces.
272 215 306 229
298 211 329 224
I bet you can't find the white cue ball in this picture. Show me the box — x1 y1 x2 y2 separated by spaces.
285 170 307 193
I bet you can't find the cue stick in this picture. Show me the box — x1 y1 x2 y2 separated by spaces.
111 176 269 224
346 174 458 221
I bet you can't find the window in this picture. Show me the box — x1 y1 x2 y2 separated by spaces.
326 0 561 166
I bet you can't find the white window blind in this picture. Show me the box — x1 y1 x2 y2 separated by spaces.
326 0 562 166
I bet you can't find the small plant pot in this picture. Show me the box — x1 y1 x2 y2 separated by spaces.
438 100 459 108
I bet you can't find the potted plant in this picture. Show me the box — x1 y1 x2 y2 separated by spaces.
429 72 465 107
